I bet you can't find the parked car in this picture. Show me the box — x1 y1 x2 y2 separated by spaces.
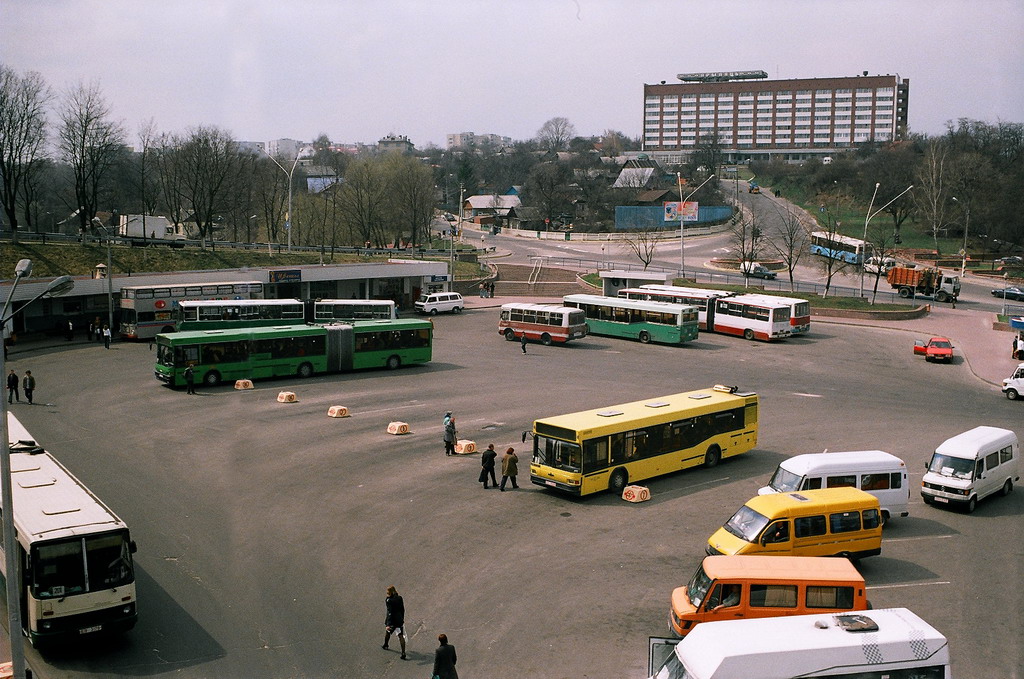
913 336 954 363
990 286 1024 301
863 256 897 274
996 256 1023 267
740 262 777 280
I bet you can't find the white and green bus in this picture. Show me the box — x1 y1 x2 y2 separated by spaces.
3 412 138 647
562 294 699 345
154 318 432 387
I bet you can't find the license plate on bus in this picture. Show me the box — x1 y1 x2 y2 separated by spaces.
79 625 102 635
545 480 556 487
934 497 948 504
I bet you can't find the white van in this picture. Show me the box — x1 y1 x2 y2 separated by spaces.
649 608 950 679
1002 362 1024 400
414 292 464 315
758 450 909 522
921 426 1019 512
863 256 897 274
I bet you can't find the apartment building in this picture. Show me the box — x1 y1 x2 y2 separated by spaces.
642 71 909 164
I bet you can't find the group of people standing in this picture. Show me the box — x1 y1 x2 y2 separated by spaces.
87 318 112 349
477 281 495 298
6 369 36 405
443 412 520 490
382 586 458 678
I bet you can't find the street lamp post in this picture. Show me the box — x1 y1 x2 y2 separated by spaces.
678 173 715 274
452 184 465 290
859 184 914 299
952 196 970 278
1 261 75 679
91 218 116 334
262 149 300 252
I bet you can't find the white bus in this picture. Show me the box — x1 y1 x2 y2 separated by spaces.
120 280 264 340
312 299 398 323
712 294 791 341
174 298 306 331
649 608 950 679
624 286 805 339
498 303 588 345
621 286 734 332
810 231 873 266
4 412 138 646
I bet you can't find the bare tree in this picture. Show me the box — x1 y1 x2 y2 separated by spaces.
536 117 576 152
813 194 853 297
133 119 160 243
523 161 572 227
338 157 388 247
153 132 190 236
177 126 241 247
621 229 659 269
56 81 126 236
730 212 765 284
765 204 810 291
0 66 51 242
865 220 900 304
914 139 951 254
383 154 436 251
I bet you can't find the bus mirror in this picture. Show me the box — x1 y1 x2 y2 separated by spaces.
521 431 529 443
129 540 138 554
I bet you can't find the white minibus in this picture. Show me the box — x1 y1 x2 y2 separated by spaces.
649 608 950 679
921 425 1019 512
758 450 909 522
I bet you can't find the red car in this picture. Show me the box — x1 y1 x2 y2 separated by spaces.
914 337 954 363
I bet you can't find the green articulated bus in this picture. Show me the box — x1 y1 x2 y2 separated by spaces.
154 319 432 387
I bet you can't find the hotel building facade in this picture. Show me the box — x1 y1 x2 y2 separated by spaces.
642 71 909 164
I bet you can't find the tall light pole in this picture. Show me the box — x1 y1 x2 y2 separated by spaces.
1 261 75 679
91 217 116 334
453 184 465 290
952 196 970 278
858 184 914 299
262 148 300 252
677 173 715 273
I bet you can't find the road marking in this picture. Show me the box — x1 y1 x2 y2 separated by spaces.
358 403 427 416
792 392 823 398
884 535 954 543
867 581 951 590
685 476 730 489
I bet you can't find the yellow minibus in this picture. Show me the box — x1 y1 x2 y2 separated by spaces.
706 487 882 560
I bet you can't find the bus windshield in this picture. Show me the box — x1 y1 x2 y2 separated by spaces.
927 454 975 480
533 435 581 473
724 505 770 543
686 563 714 608
768 466 803 492
652 654 692 679
32 531 135 599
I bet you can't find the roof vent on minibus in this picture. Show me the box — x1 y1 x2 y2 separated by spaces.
713 384 739 393
789 493 811 502
596 410 624 417
645 401 670 408
835 614 879 633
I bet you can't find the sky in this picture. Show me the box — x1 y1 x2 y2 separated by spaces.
3 0 1022 149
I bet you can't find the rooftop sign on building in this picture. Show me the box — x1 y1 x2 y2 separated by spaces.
675 70 768 82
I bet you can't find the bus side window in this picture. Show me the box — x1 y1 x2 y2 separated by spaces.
826 475 856 488
583 439 609 472
762 521 790 544
610 433 626 464
801 477 823 490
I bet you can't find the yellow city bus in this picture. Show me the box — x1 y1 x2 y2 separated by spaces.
528 385 759 496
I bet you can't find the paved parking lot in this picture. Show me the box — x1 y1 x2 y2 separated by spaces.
6 305 1023 678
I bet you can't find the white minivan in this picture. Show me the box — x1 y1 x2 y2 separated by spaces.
414 292 464 315
758 450 909 522
921 426 1020 512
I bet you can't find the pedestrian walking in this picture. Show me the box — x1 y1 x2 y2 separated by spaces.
521 332 528 354
6 369 19 404
432 633 458 679
443 412 457 456
488 281 495 297
66 320 74 341
102 324 111 349
184 365 196 395
94 322 102 343
500 446 519 490
480 444 498 489
479 283 486 298
22 370 35 405
381 585 408 660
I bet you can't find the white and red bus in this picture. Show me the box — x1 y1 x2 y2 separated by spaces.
498 303 588 345
119 280 264 340
767 294 811 334
620 285 733 331
712 293 792 341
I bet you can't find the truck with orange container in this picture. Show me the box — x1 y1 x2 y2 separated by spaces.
886 265 960 303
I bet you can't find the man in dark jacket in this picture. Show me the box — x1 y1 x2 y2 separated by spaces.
433 633 458 679
382 585 407 660
480 444 498 489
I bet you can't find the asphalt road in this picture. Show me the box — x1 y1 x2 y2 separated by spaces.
8 307 1023 678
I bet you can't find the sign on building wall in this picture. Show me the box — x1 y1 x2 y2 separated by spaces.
269 269 302 283
663 201 699 223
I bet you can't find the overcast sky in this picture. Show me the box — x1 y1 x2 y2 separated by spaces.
3 0 1021 148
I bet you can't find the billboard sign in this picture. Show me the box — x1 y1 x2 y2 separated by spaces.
663 201 699 223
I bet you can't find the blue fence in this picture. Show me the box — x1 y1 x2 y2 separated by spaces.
614 205 734 230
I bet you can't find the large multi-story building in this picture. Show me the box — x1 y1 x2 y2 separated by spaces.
447 132 513 150
642 70 909 164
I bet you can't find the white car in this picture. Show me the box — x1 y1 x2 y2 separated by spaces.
415 292 464 315
863 256 896 274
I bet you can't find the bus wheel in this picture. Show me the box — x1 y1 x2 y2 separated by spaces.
703 445 721 468
453 306 462 314
1001 480 1013 497
386 355 401 370
297 362 314 378
898 287 912 298
203 370 221 386
1005 388 1019 400
936 291 949 303
429 308 438 316
541 333 552 346
743 328 755 341
638 331 651 344
880 510 889 526
505 329 516 341
966 496 977 513
609 468 628 493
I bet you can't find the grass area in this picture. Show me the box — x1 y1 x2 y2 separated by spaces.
1 240 485 280
579 273 909 311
